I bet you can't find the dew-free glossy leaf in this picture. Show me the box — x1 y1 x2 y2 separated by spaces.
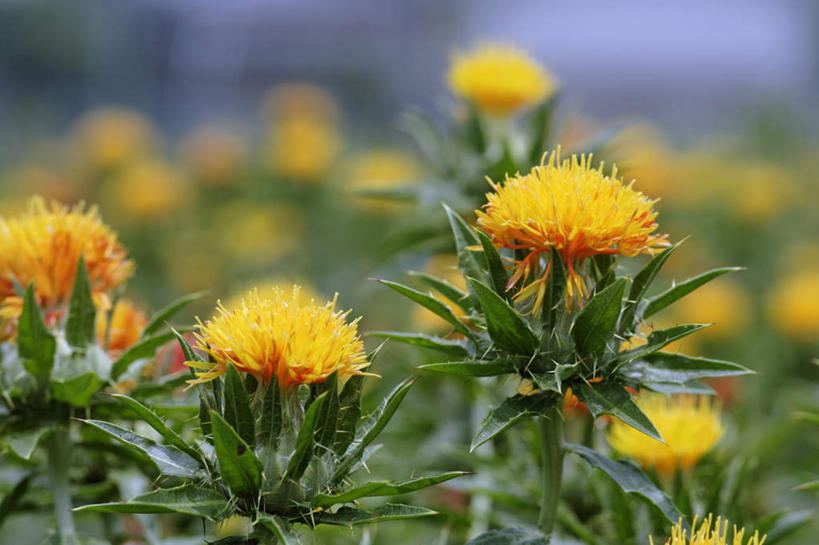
283 393 325 482
223 365 255 448
642 267 743 320
111 328 193 380
566 443 685 526
574 382 662 442
65 258 96 349
571 278 627 356
378 279 473 338
112 394 202 462
74 484 228 520
466 528 548 545
368 331 473 358
468 277 538 355
142 292 204 337
17 284 55 381
471 392 555 451
620 353 751 385
332 374 363 456
82 419 201 477
256 513 300 545
211 411 262 496
312 503 436 527
313 471 468 507
621 241 683 330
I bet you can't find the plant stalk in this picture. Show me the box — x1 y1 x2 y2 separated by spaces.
537 403 564 540
46 424 76 538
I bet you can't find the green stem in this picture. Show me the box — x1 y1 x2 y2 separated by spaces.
537 403 564 541
46 424 76 538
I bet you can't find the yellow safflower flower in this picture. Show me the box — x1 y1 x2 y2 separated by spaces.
96 298 147 355
607 393 723 477
614 125 678 199
768 271 819 341
106 160 188 221
477 150 669 311
651 515 765 545
448 44 554 116
214 203 304 262
267 117 341 181
182 126 245 186
0 197 133 324
188 286 371 388
222 280 320 312
70 107 155 170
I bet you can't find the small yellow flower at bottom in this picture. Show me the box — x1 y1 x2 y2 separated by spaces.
651 515 765 545
188 285 372 389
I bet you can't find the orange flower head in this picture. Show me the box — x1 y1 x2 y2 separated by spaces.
188 286 371 389
476 150 669 312
0 197 134 325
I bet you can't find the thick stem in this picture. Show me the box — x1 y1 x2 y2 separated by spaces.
46 424 76 537
537 403 565 540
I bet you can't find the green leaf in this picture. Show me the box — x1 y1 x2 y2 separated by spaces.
620 353 752 385
74 484 228 521
171 326 202 362
378 279 473 338
528 95 559 164
443 203 489 289
313 471 468 507
468 277 538 354
409 270 476 313
142 292 204 338
332 375 363 456
111 394 203 463
65 257 96 349
402 109 449 172
368 331 474 358
4 425 52 461
331 378 416 485
419 359 515 377
471 393 555 451
51 370 102 407
0 473 32 530
615 324 709 364
111 328 193 380
312 503 436 527
753 509 813 545
223 365 256 449
566 443 685 526
574 382 662 442
476 229 510 298
211 411 262 496
82 419 202 478
260 374 283 452
17 283 56 381
641 380 714 395
621 241 683 331
466 528 548 545
571 278 627 356
314 373 340 452
642 267 743 320
256 513 300 545
283 392 325 482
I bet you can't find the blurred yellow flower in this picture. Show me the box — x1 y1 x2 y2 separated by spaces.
651 514 765 545
614 125 678 199
188 286 371 388
70 107 155 170
729 164 794 222
267 117 341 181
182 126 245 186
0 197 133 325
263 83 342 181
214 203 304 262
607 393 723 477
345 149 421 210
768 271 819 341
96 298 147 355
448 44 554 116
106 160 188 221
671 278 750 341
411 254 467 332
477 150 668 311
